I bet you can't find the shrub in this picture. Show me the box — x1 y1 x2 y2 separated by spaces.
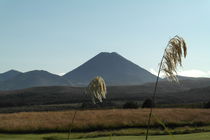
43 136 60 140
204 101 210 108
142 98 154 108
123 101 139 109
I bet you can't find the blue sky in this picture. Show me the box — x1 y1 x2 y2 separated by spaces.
0 0 210 77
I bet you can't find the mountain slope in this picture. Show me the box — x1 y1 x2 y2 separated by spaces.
63 52 157 86
148 77 210 91
0 80 210 108
0 70 70 91
161 75 202 81
0 70 22 82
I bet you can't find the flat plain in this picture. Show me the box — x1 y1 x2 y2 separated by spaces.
0 132 210 140
0 108 210 133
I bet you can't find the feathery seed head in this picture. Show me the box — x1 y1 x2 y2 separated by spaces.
86 76 107 104
161 36 187 82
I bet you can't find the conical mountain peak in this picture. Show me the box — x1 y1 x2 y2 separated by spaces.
63 52 156 86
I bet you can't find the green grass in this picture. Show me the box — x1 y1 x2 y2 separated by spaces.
0 132 210 140
82 132 210 140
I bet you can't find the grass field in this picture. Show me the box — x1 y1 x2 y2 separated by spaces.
0 108 210 139
0 132 210 140
0 108 210 133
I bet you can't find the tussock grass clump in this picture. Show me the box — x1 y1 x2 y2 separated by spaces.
145 36 187 140
86 76 107 104
68 76 107 139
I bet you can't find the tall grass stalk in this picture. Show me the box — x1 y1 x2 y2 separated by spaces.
67 76 107 140
67 110 77 140
145 35 187 140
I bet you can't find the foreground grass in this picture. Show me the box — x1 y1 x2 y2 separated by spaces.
0 108 210 133
0 127 210 139
0 132 210 140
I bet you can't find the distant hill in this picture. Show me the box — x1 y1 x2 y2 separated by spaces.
0 78 210 107
168 85 210 104
0 52 158 90
0 86 83 107
162 75 202 81
0 70 22 82
0 70 70 91
0 52 209 91
63 52 157 86
149 77 210 91
176 75 199 80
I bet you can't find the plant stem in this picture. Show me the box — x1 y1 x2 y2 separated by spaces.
67 92 88 140
145 55 164 140
68 110 77 140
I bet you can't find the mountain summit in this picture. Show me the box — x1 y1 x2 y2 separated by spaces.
0 70 22 82
63 52 157 86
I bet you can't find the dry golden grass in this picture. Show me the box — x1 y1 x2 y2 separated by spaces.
0 108 210 132
162 35 187 81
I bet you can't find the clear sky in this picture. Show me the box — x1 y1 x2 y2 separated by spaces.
0 0 210 77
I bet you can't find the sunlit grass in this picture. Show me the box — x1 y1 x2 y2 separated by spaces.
0 108 210 133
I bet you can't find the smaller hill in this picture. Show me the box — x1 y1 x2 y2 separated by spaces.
0 70 22 82
0 70 70 91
